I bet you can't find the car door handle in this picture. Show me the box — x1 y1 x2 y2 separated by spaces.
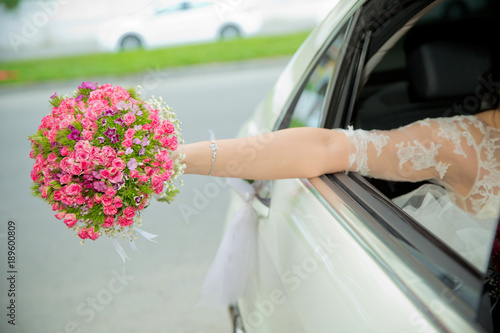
251 180 272 218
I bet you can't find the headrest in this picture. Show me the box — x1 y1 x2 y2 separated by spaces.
407 41 491 101
405 19 498 104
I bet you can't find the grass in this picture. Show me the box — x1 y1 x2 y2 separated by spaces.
0 32 310 85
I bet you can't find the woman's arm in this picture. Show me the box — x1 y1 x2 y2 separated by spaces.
179 127 350 180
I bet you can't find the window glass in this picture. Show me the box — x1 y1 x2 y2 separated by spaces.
188 2 212 10
284 22 349 129
155 2 188 16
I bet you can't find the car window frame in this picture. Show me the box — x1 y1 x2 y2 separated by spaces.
274 12 359 131
322 0 495 330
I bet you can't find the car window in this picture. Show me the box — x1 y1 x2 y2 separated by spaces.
155 2 188 16
282 21 350 129
341 0 499 325
187 2 212 10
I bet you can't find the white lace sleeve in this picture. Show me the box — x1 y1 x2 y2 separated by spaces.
334 116 489 208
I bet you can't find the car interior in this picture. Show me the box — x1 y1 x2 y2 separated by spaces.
344 0 500 330
351 0 500 199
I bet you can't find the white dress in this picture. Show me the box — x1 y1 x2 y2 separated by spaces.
336 115 500 272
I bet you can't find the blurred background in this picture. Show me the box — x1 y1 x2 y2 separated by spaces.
0 0 339 332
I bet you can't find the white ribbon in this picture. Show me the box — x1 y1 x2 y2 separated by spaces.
110 227 159 263
199 178 260 307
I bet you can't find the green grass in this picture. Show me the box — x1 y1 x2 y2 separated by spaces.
0 32 310 85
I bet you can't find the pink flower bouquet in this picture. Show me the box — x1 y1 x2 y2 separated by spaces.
29 82 184 243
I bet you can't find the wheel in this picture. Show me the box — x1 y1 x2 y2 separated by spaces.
220 25 241 40
120 35 142 51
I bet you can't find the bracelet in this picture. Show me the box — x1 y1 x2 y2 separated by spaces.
208 130 218 176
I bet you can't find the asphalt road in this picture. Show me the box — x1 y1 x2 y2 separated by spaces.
0 57 289 333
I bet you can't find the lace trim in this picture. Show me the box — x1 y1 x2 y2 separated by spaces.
340 127 389 176
396 140 450 179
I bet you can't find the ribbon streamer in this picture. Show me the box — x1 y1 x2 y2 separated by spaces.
199 178 260 307
110 227 159 263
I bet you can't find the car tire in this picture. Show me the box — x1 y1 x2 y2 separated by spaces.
220 25 241 40
120 35 142 51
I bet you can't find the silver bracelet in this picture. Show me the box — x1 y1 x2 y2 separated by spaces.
208 130 218 176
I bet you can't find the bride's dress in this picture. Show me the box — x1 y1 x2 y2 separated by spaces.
337 115 500 272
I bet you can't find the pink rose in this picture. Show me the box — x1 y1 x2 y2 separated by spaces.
80 160 91 171
161 120 175 134
108 167 123 184
75 140 91 152
100 169 110 179
122 139 133 148
60 174 72 184
84 109 97 120
59 118 71 129
92 153 106 166
78 228 88 239
156 150 168 162
69 164 82 175
91 146 101 155
52 202 60 211
123 206 137 219
47 153 58 163
105 187 116 197
103 205 117 215
142 123 152 131
40 186 49 199
122 113 136 126
101 195 113 206
59 157 72 172
94 193 102 203
64 213 77 228
111 158 126 170
60 146 71 156
75 195 85 205
53 190 62 201
61 195 74 205
75 150 89 161
82 130 94 141
118 217 134 227
55 211 66 220
125 128 135 140
129 170 139 178
138 175 149 183
65 183 82 196
161 170 171 181
144 167 153 176
103 217 115 228
86 228 99 241
113 196 123 208
102 148 116 164
81 118 93 130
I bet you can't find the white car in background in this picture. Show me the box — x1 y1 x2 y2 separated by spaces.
224 0 500 332
97 0 263 51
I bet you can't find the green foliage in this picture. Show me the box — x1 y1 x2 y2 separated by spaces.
0 32 310 85
0 0 21 10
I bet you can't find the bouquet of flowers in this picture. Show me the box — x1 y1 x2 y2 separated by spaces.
29 82 184 245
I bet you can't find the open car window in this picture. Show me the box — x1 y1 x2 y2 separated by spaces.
351 0 499 272
323 0 499 329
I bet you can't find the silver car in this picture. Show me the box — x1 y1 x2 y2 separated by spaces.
224 0 500 332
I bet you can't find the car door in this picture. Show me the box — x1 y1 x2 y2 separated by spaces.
236 0 498 332
145 2 217 47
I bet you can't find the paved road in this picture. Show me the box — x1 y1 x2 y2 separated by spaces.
0 58 288 333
